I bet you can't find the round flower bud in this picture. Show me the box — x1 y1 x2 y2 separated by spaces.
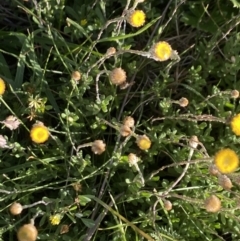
120 125 132 137
209 164 219 176
164 200 172 211
17 224 38 241
218 174 233 190
91 140 106 155
71 71 81 82
10 202 23 215
109 68 127 86
178 97 189 107
136 135 151 150
204 195 221 213
123 116 135 128
231 90 239 99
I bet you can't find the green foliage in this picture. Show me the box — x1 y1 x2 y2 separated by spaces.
1 0 240 240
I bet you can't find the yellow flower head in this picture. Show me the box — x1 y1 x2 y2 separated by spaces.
0 78 6 95
150 41 173 61
49 213 62 225
214 148 239 174
127 10 146 28
30 122 49 144
136 135 151 150
230 113 240 136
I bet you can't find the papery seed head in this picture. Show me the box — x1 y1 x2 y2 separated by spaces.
91 140 106 155
106 47 116 56
109 68 127 86
231 90 239 99
120 125 132 137
128 153 138 166
218 174 233 190
204 195 221 213
209 164 219 176
123 116 135 128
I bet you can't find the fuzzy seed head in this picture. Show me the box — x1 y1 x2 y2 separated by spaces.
178 97 189 107
10 202 23 215
218 174 233 190
71 71 81 82
91 140 106 155
110 68 127 86
17 224 38 241
164 200 172 211
136 135 151 150
120 125 132 137
204 195 221 213
209 164 219 176
123 116 135 128
231 90 239 99
126 10 146 28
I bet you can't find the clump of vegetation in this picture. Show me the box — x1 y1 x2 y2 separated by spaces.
1 0 240 240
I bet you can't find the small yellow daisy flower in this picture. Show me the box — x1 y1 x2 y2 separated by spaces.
136 135 151 150
150 41 173 61
230 113 240 136
0 78 6 95
30 122 49 144
214 148 239 174
127 10 146 28
49 213 62 225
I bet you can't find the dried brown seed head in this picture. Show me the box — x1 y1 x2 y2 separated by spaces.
123 116 135 128
128 153 138 166
91 140 106 155
204 195 221 213
218 174 233 190
209 164 219 176
231 90 239 99
120 125 132 137
109 68 127 86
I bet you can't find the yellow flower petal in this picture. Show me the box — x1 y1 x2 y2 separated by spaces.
214 148 239 174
